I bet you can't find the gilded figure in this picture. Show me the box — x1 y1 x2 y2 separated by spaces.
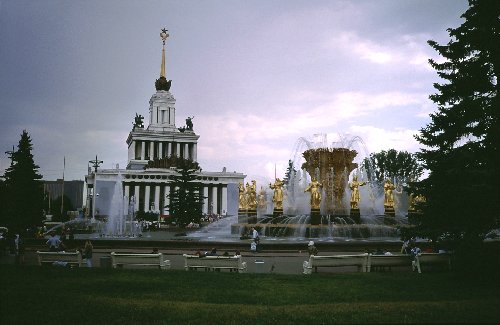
384 179 395 208
269 178 284 210
246 180 257 209
238 183 246 209
305 178 323 209
349 175 366 209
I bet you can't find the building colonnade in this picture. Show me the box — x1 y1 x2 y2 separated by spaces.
129 139 197 162
123 181 228 216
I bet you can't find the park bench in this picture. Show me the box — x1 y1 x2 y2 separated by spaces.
412 253 452 273
303 253 369 274
368 254 412 272
182 254 247 273
37 251 82 267
110 252 171 270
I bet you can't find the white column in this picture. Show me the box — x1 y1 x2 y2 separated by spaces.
158 142 163 158
134 185 140 211
128 141 135 161
184 143 189 159
212 186 218 215
167 142 172 157
154 185 160 212
164 185 170 215
140 141 145 160
221 186 227 215
203 186 209 214
124 184 130 199
192 143 197 162
176 143 181 157
170 107 175 126
150 142 155 159
144 185 150 211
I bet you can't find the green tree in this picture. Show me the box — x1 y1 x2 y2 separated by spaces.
410 1 500 247
283 160 297 186
164 157 204 227
362 149 423 185
2 130 45 232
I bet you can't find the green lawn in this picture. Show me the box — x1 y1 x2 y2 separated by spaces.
1 265 499 324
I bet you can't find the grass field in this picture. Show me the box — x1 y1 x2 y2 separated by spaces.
1 265 499 324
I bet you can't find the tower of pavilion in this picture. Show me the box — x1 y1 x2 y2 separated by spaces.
85 29 245 219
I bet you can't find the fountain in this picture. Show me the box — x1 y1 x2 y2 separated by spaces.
93 173 142 238
225 134 412 242
302 147 357 215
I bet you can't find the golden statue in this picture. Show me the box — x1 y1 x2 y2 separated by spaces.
349 175 366 209
269 178 284 210
305 178 323 209
384 179 395 208
409 193 426 211
238 183 246 209
245 180 257 210
257 186 267 209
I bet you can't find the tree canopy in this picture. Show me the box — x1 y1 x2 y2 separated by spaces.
2 130 45 232
362 149 423 185
165 157 205 227
409 0 500 245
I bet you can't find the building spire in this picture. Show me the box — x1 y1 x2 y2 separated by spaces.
160 28 168 77
155 28 172 91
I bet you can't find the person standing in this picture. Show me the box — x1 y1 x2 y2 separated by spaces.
84 240 93 267
14 234 25 264
250 239 257 253
307 241 318 256
251 227 259 241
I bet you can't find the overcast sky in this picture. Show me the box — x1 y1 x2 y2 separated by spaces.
0 0 468 184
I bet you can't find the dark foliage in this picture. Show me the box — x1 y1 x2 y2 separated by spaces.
362 149 423 185
165 157 205 227
1 130 44 232
409 0 500 246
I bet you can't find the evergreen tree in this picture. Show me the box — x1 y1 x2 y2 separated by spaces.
2 130 44 232
362 149 423 185
165 157 205 227
283 160 297 185
410 1 500 245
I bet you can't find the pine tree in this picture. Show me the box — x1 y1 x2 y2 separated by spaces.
283 160 297 185
362 149 423 185
411 0 500 245
165 157 205 227
2 130 45 232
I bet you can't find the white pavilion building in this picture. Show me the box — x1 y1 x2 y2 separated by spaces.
85 30 245 220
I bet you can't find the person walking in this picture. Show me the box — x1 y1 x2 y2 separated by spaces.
84 240 93 267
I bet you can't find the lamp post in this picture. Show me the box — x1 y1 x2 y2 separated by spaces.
89 155 103 222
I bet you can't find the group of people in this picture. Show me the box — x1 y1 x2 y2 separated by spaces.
0 230 26 264
194 248 241 258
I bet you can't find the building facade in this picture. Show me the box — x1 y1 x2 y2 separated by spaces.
85 30 245 219
43 180 85 210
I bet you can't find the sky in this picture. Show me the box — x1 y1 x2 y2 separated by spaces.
0 0 469 185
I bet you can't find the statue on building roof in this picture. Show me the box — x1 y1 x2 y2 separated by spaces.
133 113 144 129
186 116 194 131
